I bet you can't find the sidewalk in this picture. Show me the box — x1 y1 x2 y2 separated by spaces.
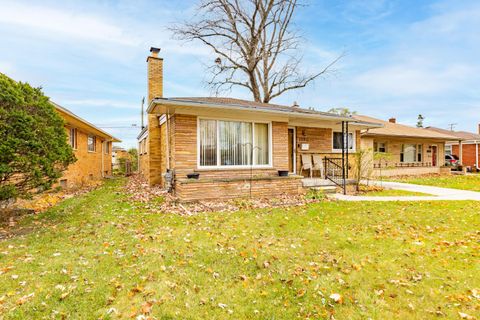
329 180 480 201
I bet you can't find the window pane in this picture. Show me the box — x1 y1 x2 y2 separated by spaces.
333 132 343 149
200 119 217 166
88 135 95 152
333 132 353 150
402 144 416 162
254 123 269 165
219 121 252 166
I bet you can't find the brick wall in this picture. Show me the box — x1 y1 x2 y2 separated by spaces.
295 128 361 175
61 126 112 188
175 176 304 201
452 144 479 167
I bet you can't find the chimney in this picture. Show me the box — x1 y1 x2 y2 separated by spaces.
147 47 163 102
292 101 299 108
388 117 396 123
478 123 480 134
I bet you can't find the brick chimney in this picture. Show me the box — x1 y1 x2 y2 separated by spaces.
388 117 396 123
147 47 163 102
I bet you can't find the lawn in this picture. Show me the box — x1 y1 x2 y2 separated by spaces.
388 174 480 192
0 179 479 319
364 189 432 197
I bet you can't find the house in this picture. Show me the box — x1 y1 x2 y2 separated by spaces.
426 126 480 170
112 146 130 171
356 115 458 177
53 102 121 188
138 47 380 201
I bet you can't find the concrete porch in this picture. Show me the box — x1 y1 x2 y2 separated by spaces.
301 177 356 193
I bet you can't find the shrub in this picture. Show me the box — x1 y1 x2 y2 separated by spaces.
0 73 75 202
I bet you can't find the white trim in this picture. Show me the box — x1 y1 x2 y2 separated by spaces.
331 131 356 153
196 117 273 170
288 127 296 174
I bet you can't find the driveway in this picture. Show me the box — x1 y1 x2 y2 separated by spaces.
330 180 480 201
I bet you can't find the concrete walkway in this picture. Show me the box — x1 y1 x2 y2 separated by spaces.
329 180 480 201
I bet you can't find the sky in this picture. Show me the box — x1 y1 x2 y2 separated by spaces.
0 0 479 148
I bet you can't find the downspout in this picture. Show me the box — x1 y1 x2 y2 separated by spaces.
101 141 105 178
476 141 479 170
166 108 170 170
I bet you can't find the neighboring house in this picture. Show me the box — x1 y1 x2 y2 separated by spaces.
356 115 458 177
53 102 121 188
138 47 380 201
427 126 480 170
112 146 132 171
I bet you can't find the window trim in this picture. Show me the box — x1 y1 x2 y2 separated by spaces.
69 128 77 150
87 135 96 152
400 143 423 163
196 117 273 170
374 141 387 153
332 131 356 153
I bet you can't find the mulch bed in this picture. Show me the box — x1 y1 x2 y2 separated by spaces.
125 174 325 215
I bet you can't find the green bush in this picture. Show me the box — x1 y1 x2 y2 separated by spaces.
0 73 76 202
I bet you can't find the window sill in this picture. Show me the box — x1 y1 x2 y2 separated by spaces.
331 149 356 153
195 165 274 171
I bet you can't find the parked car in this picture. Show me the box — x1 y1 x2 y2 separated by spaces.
445 154 460 168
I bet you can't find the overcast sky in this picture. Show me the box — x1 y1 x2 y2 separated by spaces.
1 0 479 148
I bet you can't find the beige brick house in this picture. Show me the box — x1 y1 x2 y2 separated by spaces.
138 48 380 201
53 103 121 188
356 115 458 177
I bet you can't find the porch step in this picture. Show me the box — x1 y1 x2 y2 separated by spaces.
310 186 337 194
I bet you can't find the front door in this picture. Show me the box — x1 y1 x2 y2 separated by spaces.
288 128 296 173
431 145 437 166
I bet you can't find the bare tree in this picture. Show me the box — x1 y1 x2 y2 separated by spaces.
170 0 342 103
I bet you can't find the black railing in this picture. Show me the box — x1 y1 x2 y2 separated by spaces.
324 157 346 194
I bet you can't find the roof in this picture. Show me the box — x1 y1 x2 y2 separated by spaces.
426 127 480 141
148 97 382 127
354 115 460 140
52 102 121 142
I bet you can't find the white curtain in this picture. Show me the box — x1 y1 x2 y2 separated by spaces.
219 121 252 166
199 119 217 166
402 144 416 162
254 123 269 165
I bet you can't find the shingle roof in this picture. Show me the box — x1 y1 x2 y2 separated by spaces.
354 115 459 140
167 96 351 117
426 127 480 141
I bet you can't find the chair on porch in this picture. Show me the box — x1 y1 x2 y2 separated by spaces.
312 154 324 178
300 154 313 178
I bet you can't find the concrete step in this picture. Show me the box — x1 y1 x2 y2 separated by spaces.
309 186 337 194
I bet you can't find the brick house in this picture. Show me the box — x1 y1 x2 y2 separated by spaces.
53 102 121 188
427 126 480 170
138 48 380 201
356 115 458 177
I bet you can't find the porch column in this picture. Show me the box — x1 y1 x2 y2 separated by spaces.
458 140 463 164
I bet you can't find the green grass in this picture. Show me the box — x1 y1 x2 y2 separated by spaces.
365 189 432 197
388 174 480 192
1 179 479 319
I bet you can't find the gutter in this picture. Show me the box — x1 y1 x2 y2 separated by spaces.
147 98 383 128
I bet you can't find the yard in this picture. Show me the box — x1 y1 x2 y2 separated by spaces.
0 179 479 319
388 174 480 192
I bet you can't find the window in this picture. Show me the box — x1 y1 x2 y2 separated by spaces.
69 128 77 149
198 119 271 168
445 145 452 155
374 142 387 153
104 141 110 154
332 132 354 151
87 135 96 152
400 144 423 162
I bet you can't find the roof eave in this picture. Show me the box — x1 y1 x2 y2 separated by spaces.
148 98 382 128
52 102 122 142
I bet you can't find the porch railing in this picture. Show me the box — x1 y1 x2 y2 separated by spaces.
373 162 433 169
324 157 346 194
